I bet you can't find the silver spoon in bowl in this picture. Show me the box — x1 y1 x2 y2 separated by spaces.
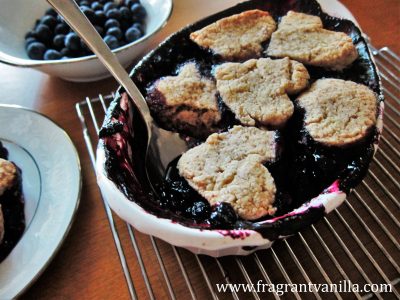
47 0 188 189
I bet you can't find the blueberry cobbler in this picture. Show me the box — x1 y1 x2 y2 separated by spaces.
0 141 25 262
100 0 383 239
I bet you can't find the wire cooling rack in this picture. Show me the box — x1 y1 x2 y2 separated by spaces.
76 47 400 300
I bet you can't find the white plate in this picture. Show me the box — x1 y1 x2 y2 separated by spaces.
0 105 81 299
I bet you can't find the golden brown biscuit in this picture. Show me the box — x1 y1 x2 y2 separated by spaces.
190 9 276 60
297 79 377 146
215 57 309 127
178 126 278 220
267 11 358 70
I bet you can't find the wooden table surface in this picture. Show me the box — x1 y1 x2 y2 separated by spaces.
0 0 398 299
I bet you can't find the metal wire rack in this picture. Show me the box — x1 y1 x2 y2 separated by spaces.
76 47 400 300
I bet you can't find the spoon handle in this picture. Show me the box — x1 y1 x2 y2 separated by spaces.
47 0 152 120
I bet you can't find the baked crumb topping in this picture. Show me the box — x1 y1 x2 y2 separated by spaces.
267 11 358 70
215 57 309 127
297 78 377 146
178 126 277 220
0 159 16 197
190 9 276 60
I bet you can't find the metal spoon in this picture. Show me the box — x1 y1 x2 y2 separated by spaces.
47 0 187 188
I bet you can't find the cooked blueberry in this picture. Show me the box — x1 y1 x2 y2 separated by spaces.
25 37 37 49
209 202 238 228
106 27 123 40
91 1 103 10
104 2 117 11
45 8 58 17
131 3 147 19
104 35 119 49
54 23 70 35
94 25 104 36
27 42 46 60
40 15 57 28
94 10 106 25
44 49 62 60
185 201 210 221
106 8 121 20
120 7 132 20
105 18 120 29
35 24 52 44
65 32 81 51
125 26 141 42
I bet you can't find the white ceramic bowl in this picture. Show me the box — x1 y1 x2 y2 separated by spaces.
0 0 173 82
96 0 384 257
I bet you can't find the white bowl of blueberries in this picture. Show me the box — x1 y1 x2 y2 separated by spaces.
0 0 173 82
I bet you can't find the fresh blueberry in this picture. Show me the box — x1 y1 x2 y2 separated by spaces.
35 24 52 44
124 0 138 7
54 23 70 35
65 32 81 51
130 3 147 19
81 7 96 23
94 25 104 36
60 47 71 57
45 8 58 17
40 15 57 28
106 27 123 40
61 56 70 60
104 35 119 49
132 22 144 34
209 203 238 228
104 2 117 11
79 1 90 7
94 11 106 25
27 42 46 60
106 8 121 20
119 6 132 20
91 1 103 11
25 31 36 39
25 37 37 49
104 18 120 29
57 15 66 24
53 34 65 49
44 49 62 60
125 26 141 42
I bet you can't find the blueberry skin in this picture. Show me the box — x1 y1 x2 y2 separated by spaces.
91 1 103 11
35 24 52 44
119 6 132 20
125 26 141 43
53 34 65 50
25 37 37 49
94 25 104 36
40 15 57 28
45 8 58 17
79 1 90 7
65 32 81 51
106 27 123 40
105 19 120 29
132 22 144 35
131 3 147 19
44 49 62 60
57 15 66 25
125 0 138 7
209 202 238 228
27 42 46 60
25 31 36 39
106 8 121 20
104 2 117 12
81 7 96 23
60 47 71 57
54 23 70 35
104 35 119 49
94 10 106 25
